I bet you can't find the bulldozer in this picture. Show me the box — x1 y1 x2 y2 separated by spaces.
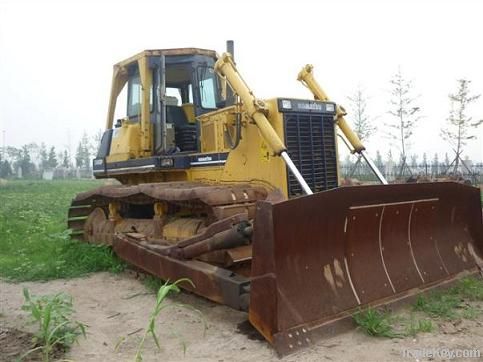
68 42 483 356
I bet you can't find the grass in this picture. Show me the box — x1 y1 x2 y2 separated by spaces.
413 293 461 320
414 277 483 320
143 275 166 293
353 308 403 338
404 316 433 337
353 308 434 338
354 277 483 338
0 180 125 281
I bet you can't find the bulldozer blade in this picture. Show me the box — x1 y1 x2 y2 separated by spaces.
249 182 482 356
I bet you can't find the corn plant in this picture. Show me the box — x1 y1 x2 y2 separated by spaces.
133 278 206 361
20 288 86 362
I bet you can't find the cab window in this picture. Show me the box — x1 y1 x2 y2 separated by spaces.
127 70 153 118
197 67 220 109
127 73 141 117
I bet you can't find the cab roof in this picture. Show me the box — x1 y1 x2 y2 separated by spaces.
115 48 218 68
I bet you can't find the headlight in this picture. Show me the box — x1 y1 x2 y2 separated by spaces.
326 103 335 112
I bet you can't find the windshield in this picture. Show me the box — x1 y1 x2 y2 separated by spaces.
197 66 221 109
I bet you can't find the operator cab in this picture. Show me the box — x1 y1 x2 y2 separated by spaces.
106 48 222 157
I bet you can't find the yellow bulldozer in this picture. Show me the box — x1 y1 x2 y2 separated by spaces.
68 42 483 356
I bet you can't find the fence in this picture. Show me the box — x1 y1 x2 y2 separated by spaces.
340 160 483 184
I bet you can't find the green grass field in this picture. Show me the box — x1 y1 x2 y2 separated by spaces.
0 180 125 281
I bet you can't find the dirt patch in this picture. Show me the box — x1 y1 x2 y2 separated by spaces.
1 272 483 361
0 327 38 362
0 327 64 362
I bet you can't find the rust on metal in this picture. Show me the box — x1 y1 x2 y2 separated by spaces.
69 179 482 356
113 233 251 310
249 182 482 356
67 181 265 241
72 182 267 207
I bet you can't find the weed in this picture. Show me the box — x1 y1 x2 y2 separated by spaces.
143 275 165 293
404 315 433 337
20 288 86 362
353 308 403 338
451 277 483 301
413 293 460 320
353 308 435 339
461 305 479 320
0 180 125 281
413 278 483 321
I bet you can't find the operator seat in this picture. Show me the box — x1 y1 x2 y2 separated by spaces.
165 96 198 152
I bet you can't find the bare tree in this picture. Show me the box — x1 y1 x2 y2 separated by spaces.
346 86 377 178
89 129 103 157
347 86 376 142
386 67 422 171
441 79 482 172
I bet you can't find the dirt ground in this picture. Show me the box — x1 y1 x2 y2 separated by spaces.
1 272 483 362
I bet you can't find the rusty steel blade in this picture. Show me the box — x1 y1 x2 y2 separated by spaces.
249 182 482 356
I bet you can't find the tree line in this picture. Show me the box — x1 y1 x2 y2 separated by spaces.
0 131 101 178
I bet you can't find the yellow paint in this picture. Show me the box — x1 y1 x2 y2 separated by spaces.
107 121 142 162
182 103 196 123
163 218 204 241
101 49 346 199
298 64 365 153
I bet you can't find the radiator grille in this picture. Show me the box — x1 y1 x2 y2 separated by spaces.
284 113 338 197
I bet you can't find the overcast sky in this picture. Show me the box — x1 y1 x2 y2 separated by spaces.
0 0 482 162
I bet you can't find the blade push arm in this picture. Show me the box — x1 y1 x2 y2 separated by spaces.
215 53 313 195
297 65 388 185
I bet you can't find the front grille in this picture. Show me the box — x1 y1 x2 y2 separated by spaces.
284 113 338 197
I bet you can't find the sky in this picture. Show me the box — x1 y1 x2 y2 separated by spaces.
0 0 482 162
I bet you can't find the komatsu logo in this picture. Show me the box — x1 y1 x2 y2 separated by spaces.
297 102 323 111
197 156 213 162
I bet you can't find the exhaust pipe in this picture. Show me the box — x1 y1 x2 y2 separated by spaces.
226 40 235 107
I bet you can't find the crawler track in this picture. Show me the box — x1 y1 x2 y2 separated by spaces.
67 181 268 241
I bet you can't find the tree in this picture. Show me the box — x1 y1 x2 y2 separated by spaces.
386 67 422 163
0 159 12 178
422 152 428 175
75 132 91 169
18 145 35 177
0 152 12 178
89 129 103 158
347 86 376 142
62 150 70 168
47 146 57 168
410 154 418 168
75 142 84 168
26 143 40 169
387 149 394 164
39 142 48 171
432 153 439 176
444 153 450 168
375 150 384 169
441 79 482 172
